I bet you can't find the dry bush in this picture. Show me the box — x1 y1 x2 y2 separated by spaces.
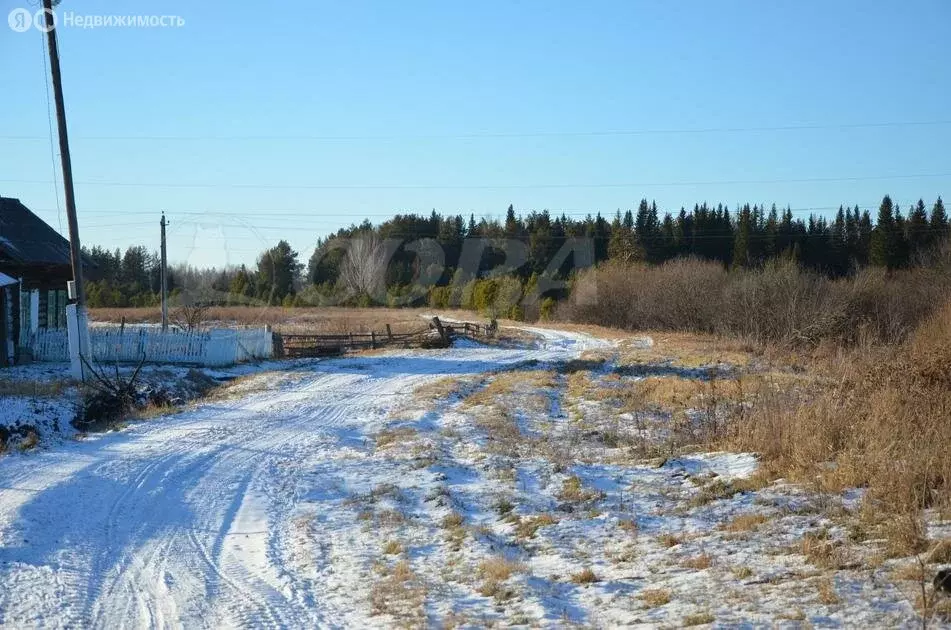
565 257 951 347
172 303 211 330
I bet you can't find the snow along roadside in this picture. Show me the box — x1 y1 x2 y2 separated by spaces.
0 327 609 629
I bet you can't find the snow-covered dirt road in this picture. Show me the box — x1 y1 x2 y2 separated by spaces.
0 329 607 629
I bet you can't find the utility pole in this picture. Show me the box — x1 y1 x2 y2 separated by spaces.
43 0 90 382
42 0 85 308
160 213 168 330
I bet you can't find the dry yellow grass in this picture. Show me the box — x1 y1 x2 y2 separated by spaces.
640 588 672 608
723 513 769 532
375 427 418 450
731 565 754 579
658 533 684 548
730 299 951 554
413 376 468 402
816 578 840 605
683 612 716 626
0 379 68 397
91 306 485 335
476 557 525 602
462 370 556 408
370 559 426 622
615 330 757 369
798 532 856 570
477 557 525 582
681 554 713 570
441 512 464 529
891 562 927 583
382 540 404 555
558 475 604 504
928 539 951 564
18 430 39 451
513 513 558 540
570 568 599 584
618 519 639 535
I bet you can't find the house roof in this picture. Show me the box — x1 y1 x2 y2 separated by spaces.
0 197 73 267
0 272 16 288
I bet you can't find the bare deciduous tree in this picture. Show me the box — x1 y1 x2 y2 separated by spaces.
338 234 388 300
173 303 211 331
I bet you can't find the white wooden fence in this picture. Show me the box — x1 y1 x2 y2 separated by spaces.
27 326 273 367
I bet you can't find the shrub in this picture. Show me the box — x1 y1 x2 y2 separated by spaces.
564 256 951 346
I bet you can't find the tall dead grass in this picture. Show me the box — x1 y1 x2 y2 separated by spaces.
89 306 462 335
731 299 951 543
565 254 951 347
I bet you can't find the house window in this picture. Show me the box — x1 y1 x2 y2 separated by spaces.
46 289 67 330
19 286 30 344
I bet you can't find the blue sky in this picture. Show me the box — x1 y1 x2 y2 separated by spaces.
1 0 949 268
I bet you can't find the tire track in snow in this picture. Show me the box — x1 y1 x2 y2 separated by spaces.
0 328 608 628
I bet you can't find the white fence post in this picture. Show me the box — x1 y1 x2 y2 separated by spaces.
66 304 91 381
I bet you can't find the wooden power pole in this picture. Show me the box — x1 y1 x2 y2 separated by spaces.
42 0 85 308
160 213 168 330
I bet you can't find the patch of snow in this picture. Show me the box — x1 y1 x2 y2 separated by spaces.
664 452 759 480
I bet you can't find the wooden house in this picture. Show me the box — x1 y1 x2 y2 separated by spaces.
0 196 76 366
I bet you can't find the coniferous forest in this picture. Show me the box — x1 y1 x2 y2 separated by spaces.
82 195 949 316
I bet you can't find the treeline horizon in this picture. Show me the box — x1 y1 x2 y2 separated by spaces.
81 194 950 312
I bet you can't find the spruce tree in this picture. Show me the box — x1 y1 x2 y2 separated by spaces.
906 199 930 263
731 205 751 269
870 195 897 268
931 197 949 244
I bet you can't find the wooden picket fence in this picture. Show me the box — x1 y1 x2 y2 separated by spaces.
25 317 491 364
27 326 273 367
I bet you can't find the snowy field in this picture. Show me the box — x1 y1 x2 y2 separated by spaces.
0 327 940 628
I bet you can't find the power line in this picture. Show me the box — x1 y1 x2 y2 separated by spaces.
34 204 874 219
3 119 951 142
5 171 951 191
